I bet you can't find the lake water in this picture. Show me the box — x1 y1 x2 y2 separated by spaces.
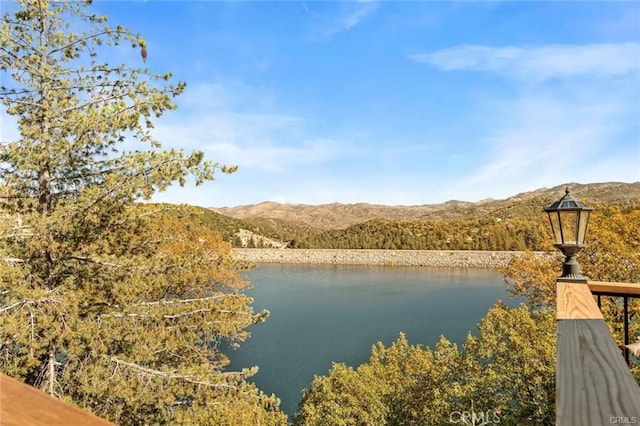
226 264 517 419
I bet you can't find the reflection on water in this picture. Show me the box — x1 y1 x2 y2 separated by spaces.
226 264 517 419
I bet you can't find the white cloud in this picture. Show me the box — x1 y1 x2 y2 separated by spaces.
152 77 638 206
150 82 354 175
338 2 377 32
469 96 623 183
410 41 640 203
442 91 639 202
411 43 640 80
312 2 378 40
203 138 346 173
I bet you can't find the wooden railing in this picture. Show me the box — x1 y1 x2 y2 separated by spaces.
0 373 114 425
556 280 640 425
589 281 640 365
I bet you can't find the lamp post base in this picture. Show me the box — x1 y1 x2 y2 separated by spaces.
557 275 588 283
559 254 588 283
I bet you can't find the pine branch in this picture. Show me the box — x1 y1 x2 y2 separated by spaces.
0 232 34 240
60 92 129 114
90 205 177 235
0 47 40 77
1 81 132 98
2 98 41 108
102 355 240 389
71 158 176 217
0 295 60 313
132 206 178 219
0 223 34 239
56 66 127 76
46 29 136 58
0 88 38 97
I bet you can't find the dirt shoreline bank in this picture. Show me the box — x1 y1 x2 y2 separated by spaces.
231 248 556 269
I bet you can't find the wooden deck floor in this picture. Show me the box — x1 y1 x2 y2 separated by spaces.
0 374 114 426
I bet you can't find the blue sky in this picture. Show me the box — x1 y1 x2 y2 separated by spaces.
2 1 639 207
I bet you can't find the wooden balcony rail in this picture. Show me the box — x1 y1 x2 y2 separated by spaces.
0 373 114 426
588 281 640 297
556 280 640 425
589 281 640 365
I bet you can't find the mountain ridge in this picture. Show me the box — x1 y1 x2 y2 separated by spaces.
210 181 640 230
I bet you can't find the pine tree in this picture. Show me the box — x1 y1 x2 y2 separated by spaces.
0 1 285 423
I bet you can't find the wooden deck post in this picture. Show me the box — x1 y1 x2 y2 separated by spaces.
556 281 640 425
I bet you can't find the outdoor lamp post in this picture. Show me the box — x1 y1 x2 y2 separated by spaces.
544 187 593 283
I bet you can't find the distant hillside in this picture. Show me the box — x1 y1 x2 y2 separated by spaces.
147 204 307 248
211 201 444 230
147 182 639 252
211 182 640 230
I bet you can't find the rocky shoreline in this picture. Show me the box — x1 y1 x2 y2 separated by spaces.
231 248 557 269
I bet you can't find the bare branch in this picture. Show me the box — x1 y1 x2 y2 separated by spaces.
0 296 59 313
163 308 211 319
102 355 240 389
2 257 26 263
133 294 243 307
100 312 151 319
214 309 251 316
0 231 34 239
100 307 248 321
166 321 225 330
0 300 24 313
65 255 146 270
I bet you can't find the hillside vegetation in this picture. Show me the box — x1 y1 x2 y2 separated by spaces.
289 197 553 250
209 182 640 252
159 205 316 248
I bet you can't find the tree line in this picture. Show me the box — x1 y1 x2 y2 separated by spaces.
289 215 551 251
287 200 638 252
